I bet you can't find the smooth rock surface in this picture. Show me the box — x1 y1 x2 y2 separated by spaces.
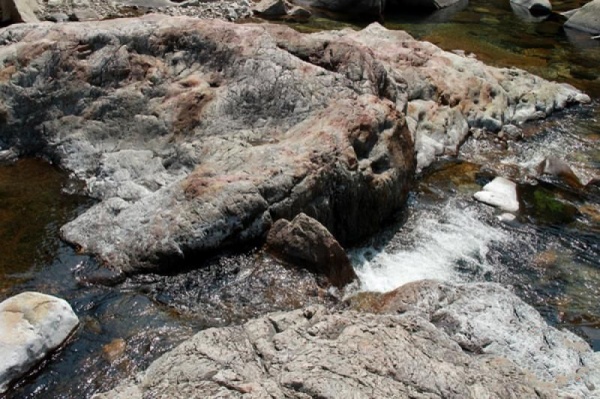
510 0 552 15
474 176 520 212
266 213 357 288
0 17 588 273
0 292 79 393
94 281 600 399
565 0 600 35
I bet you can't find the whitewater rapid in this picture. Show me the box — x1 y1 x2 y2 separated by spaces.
352 202 508 293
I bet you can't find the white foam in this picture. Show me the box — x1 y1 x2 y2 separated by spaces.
352 203 508 293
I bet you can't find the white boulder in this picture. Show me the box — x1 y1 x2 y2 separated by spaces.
0 292 79 393
474 176 520 212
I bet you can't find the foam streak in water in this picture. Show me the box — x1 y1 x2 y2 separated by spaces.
352 203 508 293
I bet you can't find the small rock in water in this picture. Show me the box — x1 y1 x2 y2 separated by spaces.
498 212 517 223
500 124 523 141
536 156 583 189
266 213 357 288
0 292 79 393
0 148 18 165
564 0 600 35
286 5 311 21
474 176 520 212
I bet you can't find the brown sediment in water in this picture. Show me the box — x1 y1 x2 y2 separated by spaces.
0 158 88 293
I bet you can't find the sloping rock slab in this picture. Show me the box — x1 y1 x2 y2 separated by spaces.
565 0 600 35
93 282 599 398
0 292 79 393
0 16 589 274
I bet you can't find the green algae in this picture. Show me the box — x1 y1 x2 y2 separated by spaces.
519 185 579 225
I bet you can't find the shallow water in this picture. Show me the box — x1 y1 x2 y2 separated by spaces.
0 160 199 398
1 2 600 397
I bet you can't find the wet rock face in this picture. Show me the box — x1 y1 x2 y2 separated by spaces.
0 16 588 274
266 213 357 288
94 281 600 399
0 292 79 393
130 250 339 326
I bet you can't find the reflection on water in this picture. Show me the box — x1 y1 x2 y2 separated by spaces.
384 0 600 97
0 159 198 398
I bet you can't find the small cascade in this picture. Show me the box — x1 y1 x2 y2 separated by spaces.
352 201 508 293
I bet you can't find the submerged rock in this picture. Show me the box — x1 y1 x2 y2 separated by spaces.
474 176 520 212
0 16 588 274
266 213 357 288
94 281 600 399
0 292 79 393
519 184 579 225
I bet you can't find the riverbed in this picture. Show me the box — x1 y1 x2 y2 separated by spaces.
1 0 599 397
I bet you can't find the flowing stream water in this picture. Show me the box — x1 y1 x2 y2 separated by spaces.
1 0 599 396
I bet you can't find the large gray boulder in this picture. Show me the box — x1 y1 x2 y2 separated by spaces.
565 0 600 35
0 16 588 274
93 282 599 398
0 292 79 393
